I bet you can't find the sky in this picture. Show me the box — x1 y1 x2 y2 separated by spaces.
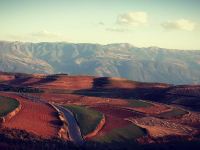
0 0 200 50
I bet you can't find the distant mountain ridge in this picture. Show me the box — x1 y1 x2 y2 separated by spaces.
0 41 200 84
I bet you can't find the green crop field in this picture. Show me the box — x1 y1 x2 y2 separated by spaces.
127 100 153 108
158 108 188 118
0 96 20 117
93 124 146 143
64 105 103 136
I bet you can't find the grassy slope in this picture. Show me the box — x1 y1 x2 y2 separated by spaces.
63 105 103 136
127 100 153 108
93 124 146 143
0 96 19 117
158 108 188 118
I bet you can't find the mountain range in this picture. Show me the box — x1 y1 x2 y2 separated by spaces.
0 41 200 85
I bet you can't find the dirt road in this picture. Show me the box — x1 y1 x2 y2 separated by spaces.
55 105 83 145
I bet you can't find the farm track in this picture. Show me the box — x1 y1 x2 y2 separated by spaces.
55 105 83 145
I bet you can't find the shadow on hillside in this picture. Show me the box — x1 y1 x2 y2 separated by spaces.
71 77 170 101
22 75 59 86
6 74 58 87
8 76 33 85
92 77 110 88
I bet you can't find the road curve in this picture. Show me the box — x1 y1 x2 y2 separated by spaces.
56 105 84 145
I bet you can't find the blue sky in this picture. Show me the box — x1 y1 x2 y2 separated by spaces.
0 0 200 49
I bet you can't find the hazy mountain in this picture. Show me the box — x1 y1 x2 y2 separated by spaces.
0 41 200 84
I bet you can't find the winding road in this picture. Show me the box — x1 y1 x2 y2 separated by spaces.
55 105 83 145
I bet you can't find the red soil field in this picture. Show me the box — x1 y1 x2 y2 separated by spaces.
0 74 15 82
91 104 143 119
168 85 200 97
94 77 170 89
2 73 170 91
24 75 94 90
1 74 94 90
90 115 130 138
127 103 171 115
31 93 129 106
0 92 60 139
88 105 142 138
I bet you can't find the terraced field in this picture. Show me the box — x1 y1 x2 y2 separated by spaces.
0 93 60 138
127 102 171 115
0 96 19 117
129 117 195 138
89 104 145 141
64 105 103 136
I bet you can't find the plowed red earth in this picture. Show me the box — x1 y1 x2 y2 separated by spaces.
9 76 95 90
0 75 15 82
89 105 142 137
4 74 170 91
31 93 128 106
128 103 171 115
0 92 60 138
96 115 130 137
91 104 143 118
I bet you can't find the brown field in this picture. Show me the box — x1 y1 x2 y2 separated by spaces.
31 93 129 106
128 117 196 138
0 74 15 82
0 92 60 138
92 77 170 89
88 105 143 138
126 103 171 115
3 73 170 92
91 104 143 119
6 75 94 90
169 111 200 128
168 85 200 97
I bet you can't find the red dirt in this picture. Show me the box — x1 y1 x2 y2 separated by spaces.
30 93 129 106
91 115 130 137
88 105 141 138
94 77 170 89
0 74 15 82
168 85 200 97
3 72 170 91
0 92 60 139
26 76 94 90
127 103 171 115
91 104 143 118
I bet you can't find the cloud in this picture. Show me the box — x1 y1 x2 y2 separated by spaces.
106 27 128 32
6 30 69 42
117 11 148 26
31 30 64 39
98 22 105 26
161 19 196 31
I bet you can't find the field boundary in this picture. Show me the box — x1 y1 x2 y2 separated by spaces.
48 102 70 140
0 98 21 124
84 114 106 139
